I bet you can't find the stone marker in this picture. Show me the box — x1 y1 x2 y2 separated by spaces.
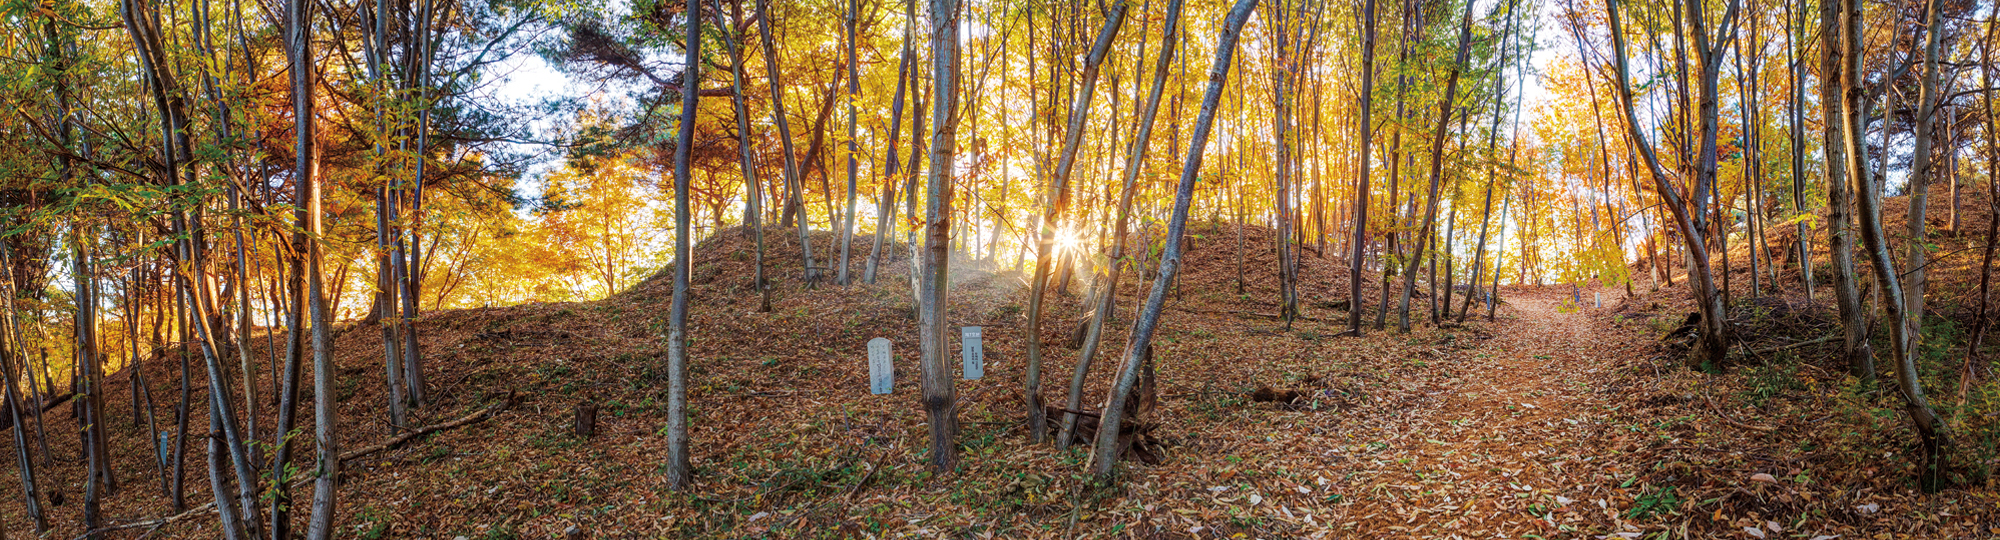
867 337 893 394
1594 292 1601 308
961 326 984 380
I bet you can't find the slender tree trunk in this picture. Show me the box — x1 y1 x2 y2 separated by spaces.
1094 0 1257 480
919 0 963 472
77 242 107 540
1345 0 1376 336
376 188 408 431
663 0 703 490
1272 0 1303 329
757 0 819 285
865 0 916 286
1785 0 1812 299
1457 0 1518 323
1 308 42 534
1843 0 1945 491
287 0 337 530
837 0 861 285
726 2 773 311
1397 3 1472 333
172 275 190 511
1819 0 1870 380
1607 0 1731 368
1375 0 1417 331
1489 188 1511 320
1901 0 1945 361
1060 0 1182 450
1025 0 1128 444
1734 30 1761 297
400 0 435 411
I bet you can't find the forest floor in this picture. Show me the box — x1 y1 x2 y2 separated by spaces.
7 225 1999 539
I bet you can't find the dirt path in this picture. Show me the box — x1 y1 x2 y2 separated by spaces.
1328 293 1641 538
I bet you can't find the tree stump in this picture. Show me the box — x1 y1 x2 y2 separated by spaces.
574 402 596 439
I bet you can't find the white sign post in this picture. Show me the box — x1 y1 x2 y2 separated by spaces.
867 338 893 394
961 326 984 380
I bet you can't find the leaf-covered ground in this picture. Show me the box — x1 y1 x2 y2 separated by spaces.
6 225 1996 538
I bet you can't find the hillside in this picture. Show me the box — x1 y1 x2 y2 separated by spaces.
7 221 1997 539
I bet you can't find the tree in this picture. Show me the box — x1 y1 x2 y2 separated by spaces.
663 0 704 491
918 0 962 472
1025 0 1127 444
1819 0 1870 380
1459 0 1520 324
1839 0 1946 491
1784 0 1812 300
124 0 263 532
758 0 820 286
0 294 42 534
1345 0 1376 336
1094 0 1258 480
1270 0 1305 328
1397 0 1474 333
724 0 773 312
1965 0 2000 419
1061 0 1185 451
294 0 340 530
864 0 917 286
1605 0 1735 369
836 0 861 285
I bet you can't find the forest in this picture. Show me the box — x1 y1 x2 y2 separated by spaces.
1 0 1998 536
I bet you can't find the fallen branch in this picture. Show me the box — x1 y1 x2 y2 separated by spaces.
341 394 515 464
0 391 76 431
1744 334 1839 356
71 397 518 539
68 502 215 540
1170 306 1325 322
1702 393 1777 433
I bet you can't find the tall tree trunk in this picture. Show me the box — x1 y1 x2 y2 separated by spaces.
1024 0 1128 444
919 0 962 472
1607 0 1732 368
77 242 107 540
286 0 338 530
1272 0 1303 329
1 307 42 534
1375 0 1417 331
1786 0 1812 300
376 188 409 432
269 180 309 539
1819 0 1870 380
757 0 820 285
1345 0 1376 336
837 0 861 285
1397 2 1473 333
399 0 435 411
1093 0 1257 480
1060 0 1182 450
1457 0 1519 323
663 0 702 491
126 0 264 530
865 0 916 286
1843 0 1945 491
1901 0 1944 363
725 1 773 311
1734 25 1762 297
364 0 409 439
